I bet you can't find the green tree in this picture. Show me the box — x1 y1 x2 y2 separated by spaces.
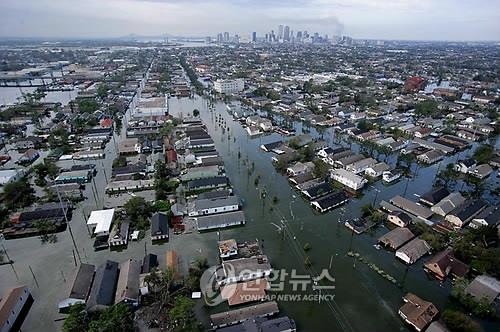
442 309 483 332
168 296 196 331
77 99 98 113
88 304 134 332
415 100 438 117
313 159 331 179
63 304 89 332
2 178 35 210
185 257 209 291
124 196 152 228
473 144 494 164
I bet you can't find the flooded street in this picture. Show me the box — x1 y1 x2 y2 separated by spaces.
167 96 472 332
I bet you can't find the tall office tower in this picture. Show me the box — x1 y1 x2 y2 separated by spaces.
252 32 257 42
303 31 308 38
217 33 223 43
278 25 284 40
271 30 275 42
223 32 230 42
283 25 290 41
297 31 302 39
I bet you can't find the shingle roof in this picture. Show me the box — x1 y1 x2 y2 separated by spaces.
86 260 119 311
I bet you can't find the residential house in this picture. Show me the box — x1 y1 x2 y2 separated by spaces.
345 157 377 174
58 264 95 311
218 239 238 259
365 162 390 178
398 293 438 332
424 248 469 280
17 149 39 165
118 138 141 155
387 211 412 227
335 154 365 169
151 212 169 241
86 260 119 312
416 149 444 164
445 200 488 228
378 227 415 250
301 181 333 200
468 164 493 179
15 136 42 150
108 221 129 247
0 286 33 332
219 255 272 286
431 192 465 216
330 169 367 191
310 191 349 213
186 176 229 192
419 187 450 207
196 211 246 231
390 196 433 220
142 254 159 274
395 239 432 264
464 275 500 306
470 207 500 229
115 259 141 306
286 161 315 177
188 196 240 217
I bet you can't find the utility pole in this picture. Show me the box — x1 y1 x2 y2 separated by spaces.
29 265 39 288
55 185 82 264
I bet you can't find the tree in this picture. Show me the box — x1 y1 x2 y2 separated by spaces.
88 304 134 332
97 84 109 99
33 161 60 186
415 100 438 117
192 109 200 117
2 178 35 210
473 144 494 164
77 99 98 113
313 159 330 179
185 257 209 291
63 304 89 332
441 309 483 332
168 296 195 331
357 119 374 132
124 196 152 228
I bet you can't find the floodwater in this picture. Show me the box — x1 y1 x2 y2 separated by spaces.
168 96 499 332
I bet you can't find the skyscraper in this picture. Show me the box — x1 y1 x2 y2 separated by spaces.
217 33 223 43
223 32 229 42
284 26 290 41
278 25 284 40
252 32 257 42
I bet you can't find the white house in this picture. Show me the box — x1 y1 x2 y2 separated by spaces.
189 196 240 217
345 157 377 174
218 256 272 286
286 161 314 177
455 159 476 173
330 169 367 191
365 162 390 178
214 79 244 94
86 209 115 236
396 239 432 265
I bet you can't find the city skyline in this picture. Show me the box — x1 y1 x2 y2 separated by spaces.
0 0 499 41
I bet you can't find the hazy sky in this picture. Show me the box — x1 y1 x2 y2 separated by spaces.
0 0 499 41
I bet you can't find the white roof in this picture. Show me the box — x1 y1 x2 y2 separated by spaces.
87 209 115 234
